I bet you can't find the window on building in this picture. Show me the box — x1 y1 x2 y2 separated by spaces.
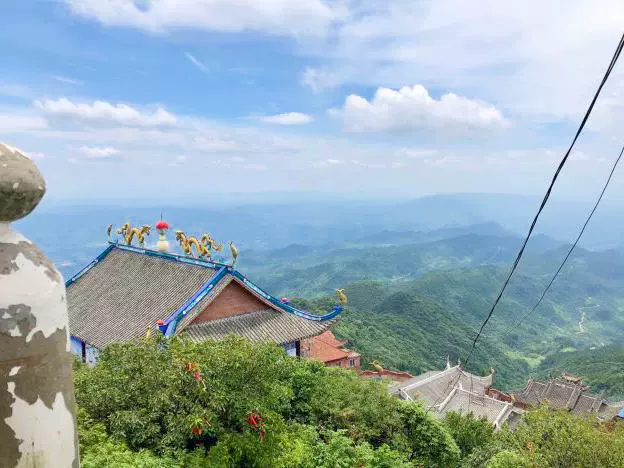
349 359 355 367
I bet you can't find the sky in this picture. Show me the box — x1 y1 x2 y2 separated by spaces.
1 0 624 202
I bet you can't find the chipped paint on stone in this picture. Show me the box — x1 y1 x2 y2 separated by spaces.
1 143 79 467
0 248 66 340
5 385 76 468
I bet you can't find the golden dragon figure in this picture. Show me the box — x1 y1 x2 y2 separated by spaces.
175 231 192 256
120 224 151 246
176 231 211 258
201 233 223 253
116 223 131 241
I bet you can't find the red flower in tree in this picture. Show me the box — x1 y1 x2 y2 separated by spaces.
247 411 267 442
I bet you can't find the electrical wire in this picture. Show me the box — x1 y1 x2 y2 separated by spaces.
503 143 624 334
462 32 624 369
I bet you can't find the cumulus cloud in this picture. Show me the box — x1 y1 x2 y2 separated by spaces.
330 85 509 134
185 52 209 74
258 112 313 125
78 146 121 159
35 98 177 127
300 0 624 120
65 0 345 36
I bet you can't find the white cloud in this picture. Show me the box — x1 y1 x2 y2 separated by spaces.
53 76 83 86
65 0 345 36
0 114 48 132
35 98 177 127
301 0 624 120
258 112 314 125
331 85 509 134
78 146 120 159
326 158 343 164
299 67 341 92
184 52 209 74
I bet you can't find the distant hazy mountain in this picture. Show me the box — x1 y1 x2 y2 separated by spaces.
15 193 624 279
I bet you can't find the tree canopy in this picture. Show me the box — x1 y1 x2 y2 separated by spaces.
74 336 460 467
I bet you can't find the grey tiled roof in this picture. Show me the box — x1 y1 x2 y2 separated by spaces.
392 366 515 427
398 366 492 403
183 309 334 345
67 247 217 348
512 377 621 418
438 388 515 428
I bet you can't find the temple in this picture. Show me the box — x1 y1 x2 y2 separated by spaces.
505 374 623 419
66 221 344 364
390 364 523 429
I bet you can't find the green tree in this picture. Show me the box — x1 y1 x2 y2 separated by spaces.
75 335 459 466
466 406 624 467
443 411 494 459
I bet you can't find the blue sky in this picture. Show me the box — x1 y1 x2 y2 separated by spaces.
1 0 623 202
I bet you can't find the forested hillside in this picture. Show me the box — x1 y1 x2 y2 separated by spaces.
277 231 624 390
19 202 624 392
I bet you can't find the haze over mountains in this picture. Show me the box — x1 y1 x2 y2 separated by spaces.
19 192 624 396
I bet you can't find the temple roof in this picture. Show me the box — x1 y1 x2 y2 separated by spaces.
67 243 341 349
305 330 360 363
390 366 516 428
511 376 622 417
184 309 333 345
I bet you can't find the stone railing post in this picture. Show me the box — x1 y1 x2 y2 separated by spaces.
1 143 79 467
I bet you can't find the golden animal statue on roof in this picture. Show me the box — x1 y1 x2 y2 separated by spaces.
229 241 239 267
175 231 214 259
201 233 223 254
336 288 348 305
116 223 151 247
371 360 384 373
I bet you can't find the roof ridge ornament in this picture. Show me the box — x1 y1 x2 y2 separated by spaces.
335 288 348 305
229 241 239 267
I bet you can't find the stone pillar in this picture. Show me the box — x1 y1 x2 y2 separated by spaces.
0 143 79 467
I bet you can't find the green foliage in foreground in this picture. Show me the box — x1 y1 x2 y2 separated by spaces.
464 406 624 467
75 336 460 467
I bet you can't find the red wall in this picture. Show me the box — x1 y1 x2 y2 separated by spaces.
191 281 269 323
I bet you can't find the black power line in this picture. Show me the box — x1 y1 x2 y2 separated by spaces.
462 32 624 369
506 144 624 333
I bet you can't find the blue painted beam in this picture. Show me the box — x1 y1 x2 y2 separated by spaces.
231 270 343 321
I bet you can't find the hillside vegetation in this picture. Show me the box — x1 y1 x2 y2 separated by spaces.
279 230 624 390
76 337 624 467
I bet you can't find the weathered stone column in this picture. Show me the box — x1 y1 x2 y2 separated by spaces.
0 143 79 467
